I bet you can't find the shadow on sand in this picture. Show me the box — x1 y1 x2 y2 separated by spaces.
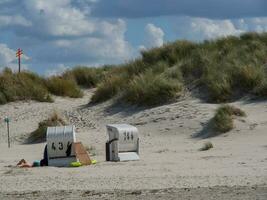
192 119 222 139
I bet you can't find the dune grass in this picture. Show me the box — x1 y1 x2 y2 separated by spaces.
90 32 267 106
0 68 52 104
1 32 267 106
123 69 182 106
26 112 66 143
199 141 214 151
253 78 267 97
0 68 86 105
213 105 246 133
90 75 126 103
62 66 109 88
46 76 83 98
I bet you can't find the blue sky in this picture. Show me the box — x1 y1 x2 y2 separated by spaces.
0 0 266 75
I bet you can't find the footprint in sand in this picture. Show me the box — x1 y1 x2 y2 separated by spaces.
249 123 258 130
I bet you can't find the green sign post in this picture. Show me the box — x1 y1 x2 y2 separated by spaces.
4 117 10 148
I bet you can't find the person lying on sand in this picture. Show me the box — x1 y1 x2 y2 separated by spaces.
17 159 40 168
17 145 48 168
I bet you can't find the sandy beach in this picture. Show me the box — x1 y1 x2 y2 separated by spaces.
0 89 267 199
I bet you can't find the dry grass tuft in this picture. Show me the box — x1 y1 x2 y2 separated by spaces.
26 112 66 143
213 105 246 133
199 141 214 151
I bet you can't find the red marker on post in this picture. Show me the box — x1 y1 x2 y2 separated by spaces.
16 48 23 73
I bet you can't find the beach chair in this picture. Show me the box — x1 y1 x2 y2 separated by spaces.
46 125 77 167
106 124 140 162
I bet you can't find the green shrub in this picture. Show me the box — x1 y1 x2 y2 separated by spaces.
214 108 234 133
63 66 107 88
123 59 149 77
240 32 261 42
90 75 126 103
213 105 246 133
233 65 264 91
0 68 88 104
141 40 196 65
90 61 172 104
0 91 7 104
123 70 182 106
199 141 214 151
151 61 169 74
26 112 66 143
17 72 52 102
179 49 209 80
253 79 267 97
0 69 52 103
46 76 83 98
163 65 183 80
220 105 246 117
203 71 232 102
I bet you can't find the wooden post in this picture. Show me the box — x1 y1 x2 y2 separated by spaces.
16 48 23 73
18 54 21 73
7 120 10 148
4 117 10 148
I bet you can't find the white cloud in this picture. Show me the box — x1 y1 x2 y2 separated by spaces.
40 18 133 64
20 1 133 65
23 0 95 37
0 15 32 27
0 0 135 73
144 23 164 48
172 17 267 41
0 43 16 66
54 35 132 62
190 18 244 39
236 17 267 32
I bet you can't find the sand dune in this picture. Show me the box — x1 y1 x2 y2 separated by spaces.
0 89 267 199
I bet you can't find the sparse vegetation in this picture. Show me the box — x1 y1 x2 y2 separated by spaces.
213 105 246 133
26 112 66 143
200 141 214 151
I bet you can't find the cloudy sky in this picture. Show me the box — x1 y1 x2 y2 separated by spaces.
0 0 266 75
